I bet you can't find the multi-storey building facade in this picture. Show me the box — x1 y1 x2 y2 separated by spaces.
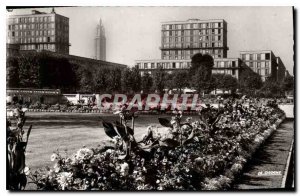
136 58 241 80
240 50 278 82
6 9 69 54
160 19 228 60
6 43 20 57
276 57 286 82
95 19 106 61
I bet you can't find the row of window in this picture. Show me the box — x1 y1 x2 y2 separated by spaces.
20 44 56 50
8 16 55 24
8 30 55 37
163 54 224 60
254 69 270 75
162 42 224 49
215 61 237 68
162 22 223 30
163 29 223 36
212 69 237 76
162 49 224 57
8 16 68 24
8 36 55 44
241 53 271 61
137 62 192 69
163 36 223 43
8 23 57 31
138 60 236 70
247 61 270 69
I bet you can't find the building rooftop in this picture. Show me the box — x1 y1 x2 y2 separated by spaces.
240 50 273 53
7 9 68 19
161 19 225 24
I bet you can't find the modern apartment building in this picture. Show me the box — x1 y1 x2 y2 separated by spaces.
6 9 70 54
160 19 228 60
136 58 241 80
276 57 286 82
95 19 106 61
240 50 278 82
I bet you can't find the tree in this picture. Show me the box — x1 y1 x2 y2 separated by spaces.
221 74 238 93
94 67 109 93
121 68 132 93
38 53 77 92
282 75 294 92
141 72 153 93
190 53 214 95
17 53 39 88
239 65 263 95
121 66 141 94
6 56 20 88
130 66 142 93
171 70 189 93
190 53 214 77
152 67 167 93
106 68 122 93
78 67 95 93
258 77 284 97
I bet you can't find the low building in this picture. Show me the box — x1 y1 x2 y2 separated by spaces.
239 50 278 82
20 50 127 69
136 58 242 80
276 57 286 82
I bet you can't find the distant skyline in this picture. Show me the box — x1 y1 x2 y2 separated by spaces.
7 6 294 74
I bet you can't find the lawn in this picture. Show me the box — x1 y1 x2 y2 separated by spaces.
24 112 197 171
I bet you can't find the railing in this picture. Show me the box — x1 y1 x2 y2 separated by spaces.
7 88 61 95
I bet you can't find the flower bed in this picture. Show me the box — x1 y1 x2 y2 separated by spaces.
28 100 285 190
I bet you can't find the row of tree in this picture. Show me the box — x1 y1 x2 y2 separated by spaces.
7 52 294 97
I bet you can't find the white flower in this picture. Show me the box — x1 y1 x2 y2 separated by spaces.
50 153 58 161
76 147 94 160
120 162 129 176
57 172 73 190
54 163 60 173
23 166 30 176
48 169 56 178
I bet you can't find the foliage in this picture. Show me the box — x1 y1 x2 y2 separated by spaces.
281 75 294 92
7 108 32 190
6 56 20 88
17 53 40 88
170 71 190 93
239 65 263 95
212 74 238 93
121 66 141 93
190 53 214 95
190 53 214 75
152 67 167 93
258 78 284 98
38 53 77 92
106 68 122 93
29 99 285 190
141 72 153 93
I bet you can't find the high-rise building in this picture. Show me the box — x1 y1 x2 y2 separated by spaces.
240 50 278 82
160 19 228 60
6 8 70 54
95 19 106 61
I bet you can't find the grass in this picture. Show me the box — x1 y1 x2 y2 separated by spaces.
23 112 197 171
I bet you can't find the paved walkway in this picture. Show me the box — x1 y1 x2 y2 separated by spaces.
233 119 294 190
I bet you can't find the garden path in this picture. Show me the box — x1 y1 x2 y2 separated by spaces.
233 120 294 190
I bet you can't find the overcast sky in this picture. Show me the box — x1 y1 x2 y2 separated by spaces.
7 6 294 74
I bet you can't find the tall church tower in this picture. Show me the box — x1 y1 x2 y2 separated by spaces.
95 19 106 61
